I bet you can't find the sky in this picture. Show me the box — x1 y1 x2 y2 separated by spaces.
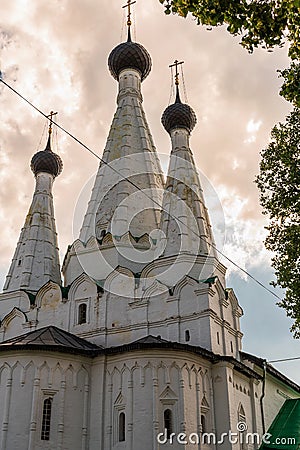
0 0 299 383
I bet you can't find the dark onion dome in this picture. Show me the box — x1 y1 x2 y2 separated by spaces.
108 32 151 82
31 135 63 177
161 88 197 134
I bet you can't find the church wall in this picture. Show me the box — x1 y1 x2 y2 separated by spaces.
2 314 26 341
6 362 35 450
35 285 68 331
231 373 256 439
258 372 300 432
89 356 108 450
0 363 9 449
212 362 262 450
68 274 99 335
0 292 31 342
0 292 31 321
212 362 235 450
132 363 154 449
0 346 297 450
63 252 86 287
0 351 92 450
62 366 90 450
101 350 219 450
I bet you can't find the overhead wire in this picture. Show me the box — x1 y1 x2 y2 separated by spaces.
268 356 300 364
0 77 283 302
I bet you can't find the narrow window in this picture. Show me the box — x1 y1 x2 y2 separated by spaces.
230 341 233 353
201 414 206 433
78 303 87 324
119 412 126 442
18 259 22 266
41 398 52 441
185 330 190 342
217 332 220 345
164 409 172 439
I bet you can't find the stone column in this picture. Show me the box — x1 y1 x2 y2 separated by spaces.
128 374 134 449
57 378 66 450
1 369 12 450
27 369 40 450
152 366 159 450
82 375 89 450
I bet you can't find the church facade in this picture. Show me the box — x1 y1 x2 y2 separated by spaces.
0 18 299 450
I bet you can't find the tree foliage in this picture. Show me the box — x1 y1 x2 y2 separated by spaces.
255 108 300 336
279 61 300 107
159 0 300 105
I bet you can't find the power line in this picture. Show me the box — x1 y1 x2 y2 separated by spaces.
269 356 300 363
0 77 283 302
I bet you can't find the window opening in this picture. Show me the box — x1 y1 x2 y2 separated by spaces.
164 409 172 439
119 412 126 442
78 303 87 324
201 414 206 432
41 397 52 441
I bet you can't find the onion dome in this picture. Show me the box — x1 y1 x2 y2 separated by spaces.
161 88 197 134
108 31 151 82
31 134 63 178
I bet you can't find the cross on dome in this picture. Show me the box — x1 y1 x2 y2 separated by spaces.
162 60 197 133
122 0 136 28
108 1 151 81
169 59 184 86
46 110 57 136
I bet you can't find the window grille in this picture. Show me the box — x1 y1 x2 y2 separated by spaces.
41 398 52 441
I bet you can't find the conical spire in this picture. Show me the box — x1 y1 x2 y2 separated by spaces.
79 16 164 245
160 68 217 258
3 118 63 293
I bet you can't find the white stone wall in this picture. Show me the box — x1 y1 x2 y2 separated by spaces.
256 370 299 432
101 351 213 450
0 269 242 357
0 346 298 450
0 352 91 450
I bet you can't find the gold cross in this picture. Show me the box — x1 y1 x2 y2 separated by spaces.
122 0 136 27
46 111 58 135
169 59 184 85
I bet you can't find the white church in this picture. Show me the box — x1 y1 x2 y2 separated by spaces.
0 8 299 450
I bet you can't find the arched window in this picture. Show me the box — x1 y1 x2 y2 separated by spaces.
164 409 172 439
78 303 87 324
119 412 126 442
41 398 52 441
185 330 190 342
201 414 206 433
